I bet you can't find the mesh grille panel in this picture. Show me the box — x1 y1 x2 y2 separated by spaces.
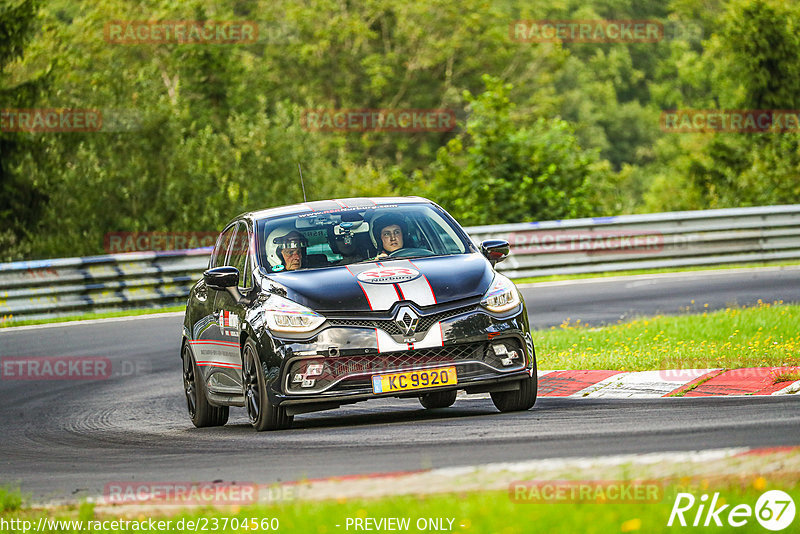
325 304 478 336
326 318 403 335
286 343 485 393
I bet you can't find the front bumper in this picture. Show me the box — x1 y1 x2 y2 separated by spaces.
264 301 534 411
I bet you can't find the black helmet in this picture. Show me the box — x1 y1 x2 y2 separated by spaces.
371 213 408 251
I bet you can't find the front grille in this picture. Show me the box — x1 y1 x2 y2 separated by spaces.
326 318 403 335
325 303 477 336
417 304 476 331
285 338 526 395
330 343 481 376
286 343 484 394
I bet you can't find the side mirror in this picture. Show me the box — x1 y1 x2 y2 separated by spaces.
204 266 239 290
204 266 254 305
480 239 510 265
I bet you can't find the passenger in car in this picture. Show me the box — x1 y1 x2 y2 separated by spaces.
275 230 307 271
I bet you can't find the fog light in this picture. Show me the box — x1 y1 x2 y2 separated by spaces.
490 342 519 366
501 350 519 366
306 363 324 377
492 344 508 356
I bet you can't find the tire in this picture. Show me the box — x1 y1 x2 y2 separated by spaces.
183 343 229 427
419 389 457 409
490 372 538 413
242 338 293 431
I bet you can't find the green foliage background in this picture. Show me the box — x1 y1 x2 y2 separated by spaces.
1 0 799 260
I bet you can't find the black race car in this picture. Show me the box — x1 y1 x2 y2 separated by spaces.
181 197 537 430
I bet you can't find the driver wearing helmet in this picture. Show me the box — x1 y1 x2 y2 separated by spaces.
371 213 408 259
274 230 307 271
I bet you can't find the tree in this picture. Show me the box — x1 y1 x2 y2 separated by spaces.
647 0 800 210
423 76 611 225
0 0 48 260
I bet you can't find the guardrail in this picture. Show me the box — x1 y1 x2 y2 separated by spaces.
469 204 800 278
0 249 211 322
2 205 799 322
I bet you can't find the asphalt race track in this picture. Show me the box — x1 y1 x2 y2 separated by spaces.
1 267 799 502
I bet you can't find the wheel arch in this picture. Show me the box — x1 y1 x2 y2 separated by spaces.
180 323 192 359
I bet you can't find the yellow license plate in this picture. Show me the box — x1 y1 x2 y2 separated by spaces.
372 366 457 394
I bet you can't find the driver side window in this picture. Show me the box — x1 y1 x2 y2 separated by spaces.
212 226 236 268
229 223 252 289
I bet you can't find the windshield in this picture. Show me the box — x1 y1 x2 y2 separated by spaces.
256 204 470 272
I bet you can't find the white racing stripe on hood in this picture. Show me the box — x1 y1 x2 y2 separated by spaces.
346 260 437 310
346 263 398 311
381 259 436 306
397 276 436 306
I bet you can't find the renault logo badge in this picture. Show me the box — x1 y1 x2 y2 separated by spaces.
395 306 419 336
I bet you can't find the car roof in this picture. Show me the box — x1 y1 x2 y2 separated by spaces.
242 196 435 222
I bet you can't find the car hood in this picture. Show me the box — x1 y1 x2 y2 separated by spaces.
265 253 494 312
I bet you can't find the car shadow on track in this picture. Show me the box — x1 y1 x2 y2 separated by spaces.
179 398 598 435
214 402 504 433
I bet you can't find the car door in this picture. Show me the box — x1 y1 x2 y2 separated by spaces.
206 221 253 394
191 223 243 396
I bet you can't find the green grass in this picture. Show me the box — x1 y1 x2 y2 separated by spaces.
514 260 800 284
535 301 800 371
2 480 797 533
667 372 720 397
0 306 185 328
0 487 24 513
773 371 800 384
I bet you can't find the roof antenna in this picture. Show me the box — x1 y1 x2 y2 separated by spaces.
297 163 307 202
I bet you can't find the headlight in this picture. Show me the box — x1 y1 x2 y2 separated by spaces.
264 295 326 333
480 273 521 313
